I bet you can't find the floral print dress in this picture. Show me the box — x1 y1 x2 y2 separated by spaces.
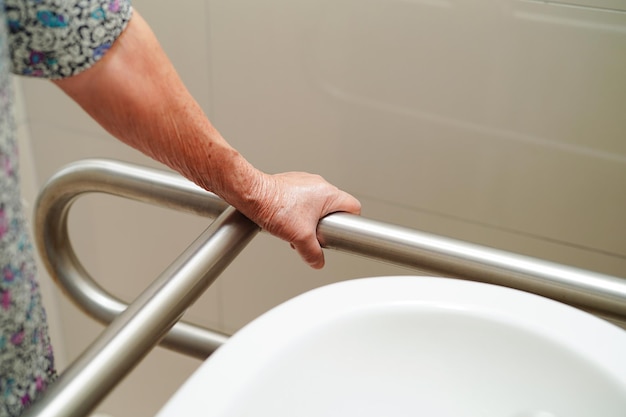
0 1 131 415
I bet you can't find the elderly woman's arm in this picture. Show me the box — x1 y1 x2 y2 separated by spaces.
52 10 360 269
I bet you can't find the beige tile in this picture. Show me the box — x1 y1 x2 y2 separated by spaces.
20 78 105 139
131 0 212 115
206 0 626 262
28 122 161 184
321 105 626 258
360 197 626 278
11 77 28 126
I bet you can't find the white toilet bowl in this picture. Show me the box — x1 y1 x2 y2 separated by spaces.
157 276 626 417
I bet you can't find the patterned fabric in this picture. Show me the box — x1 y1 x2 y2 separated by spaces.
0 1 131 415
6 0 132 78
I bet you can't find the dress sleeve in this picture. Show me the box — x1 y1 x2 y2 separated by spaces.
5 0 132 79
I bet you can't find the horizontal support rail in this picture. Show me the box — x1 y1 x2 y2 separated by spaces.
36 159 626 333
29 158 626 416
319 214 626 326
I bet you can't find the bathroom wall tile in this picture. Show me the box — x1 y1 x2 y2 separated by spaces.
361 197 626 279
20 78 108 140
320 101 626 260
11 78 28 126
206 0 626 271
131 0 212 116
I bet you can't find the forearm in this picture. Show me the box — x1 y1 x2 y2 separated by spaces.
52 8 361 269
52 11 260 207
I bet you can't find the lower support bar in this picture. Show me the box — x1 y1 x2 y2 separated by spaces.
24 207 259 417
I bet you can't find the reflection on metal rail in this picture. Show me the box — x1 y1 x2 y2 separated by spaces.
26 159 626 417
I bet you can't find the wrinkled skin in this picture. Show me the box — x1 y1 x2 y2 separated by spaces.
240 171 361 268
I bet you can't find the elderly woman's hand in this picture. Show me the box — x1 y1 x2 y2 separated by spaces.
231 171 361 269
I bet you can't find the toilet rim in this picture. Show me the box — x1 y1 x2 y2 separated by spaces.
158 276 626 416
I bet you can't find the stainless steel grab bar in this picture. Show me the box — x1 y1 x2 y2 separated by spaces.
34 159 233 359
30 206 258 417
28 159 626 417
